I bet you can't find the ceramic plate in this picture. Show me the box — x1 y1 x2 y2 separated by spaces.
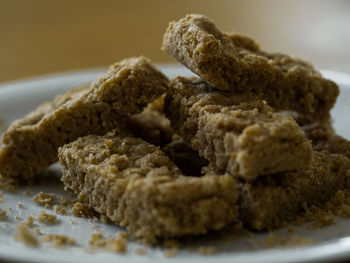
1 66 350 263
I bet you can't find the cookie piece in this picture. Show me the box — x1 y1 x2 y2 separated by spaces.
239 150 350 230
162 14 338 118
0 57 168 181
127 95 174 146
164 77 313 180
58 134 238 242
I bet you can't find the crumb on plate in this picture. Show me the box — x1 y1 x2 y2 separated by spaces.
13 222 39 247
89 231 128 254
41 233 77 248
32 192 56 208
71 202 98 218
36 211 57 224
54 205 68 215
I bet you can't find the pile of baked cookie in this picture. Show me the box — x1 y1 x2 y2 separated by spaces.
1 14 349 243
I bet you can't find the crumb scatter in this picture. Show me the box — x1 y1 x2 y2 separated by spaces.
41 234 77 248
13 222 39 247
71 202 98 218
36 211 57 224
0 209 6 220
163 247 179 257
54 205 68 215
32 192 56 208
88 231 128 254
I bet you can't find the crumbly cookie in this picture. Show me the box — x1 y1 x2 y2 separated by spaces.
58 134 238 242
162 14 338 118
239 150 350 230
0 57 168 181
127 95 174 146
302 121 350 158
164 77 312 180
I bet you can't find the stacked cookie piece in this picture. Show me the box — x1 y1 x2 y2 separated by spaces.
162 14 350 230
1 14 349 243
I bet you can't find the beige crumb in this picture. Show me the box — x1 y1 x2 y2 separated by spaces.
15 215 20 220
71 220 78 225
36 211 57 224
0 209 6 220
23 190 31 196
13 222 39 247
72 202 98 218
89 231 128 254
34 227 41 235
32 192 56 208
0 176 19 192
163 247 178 257
17 202 24 208
197 246 217 255
54 205 68 215
59 195 75 208
8 207 12 212
41 234 77 248
135 248 148 255
26 216 35 227
0 198 5 203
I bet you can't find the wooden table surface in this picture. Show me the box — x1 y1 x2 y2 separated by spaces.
1 0 350 84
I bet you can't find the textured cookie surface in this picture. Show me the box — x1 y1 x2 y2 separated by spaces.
0 56 168 181
162 14 338 118
59 134 238 242
164 77 313 180
239 150 350 230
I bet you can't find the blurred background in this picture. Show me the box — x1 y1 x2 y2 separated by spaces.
1 0 349 84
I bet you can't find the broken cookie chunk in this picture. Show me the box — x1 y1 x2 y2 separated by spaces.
239 150 350 230
0 57 168 181
164 77 312 180
127 95 174 146
162 14 338 118
58 134 238 243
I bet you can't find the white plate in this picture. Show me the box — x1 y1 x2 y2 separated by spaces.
1 66 350 263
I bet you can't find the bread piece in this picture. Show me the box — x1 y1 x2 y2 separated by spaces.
162 14 338 118
58 134 238 242
164 77 313 180
0 57 168 181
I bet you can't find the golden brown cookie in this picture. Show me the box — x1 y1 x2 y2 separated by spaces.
58 134 238 243
239 150 350 230
164 77 313 180
162 14 338 118
0 57 168 181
